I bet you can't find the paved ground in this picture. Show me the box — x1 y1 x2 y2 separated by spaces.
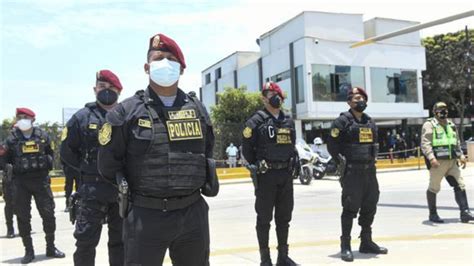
1 166 473 265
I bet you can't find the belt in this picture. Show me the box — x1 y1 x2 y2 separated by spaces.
267 161 289 170
81 176 108 183
347 162 375 169
132 191 201 212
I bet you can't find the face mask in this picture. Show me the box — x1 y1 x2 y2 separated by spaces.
149 58 181 87
97 89 118 106
17 119 32 131
437 110 448 119
269 94 282 109
354 100 367 112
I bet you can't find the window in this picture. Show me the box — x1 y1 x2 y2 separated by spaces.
205 73 211 84
270 70 291 82
312 64 365 101
215 68 222 79
370 68 418 103
295 65 305 103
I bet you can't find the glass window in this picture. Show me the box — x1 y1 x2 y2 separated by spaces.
295 65 304 103
270 70 291 82
205 73 211 84
370 68 418 103
215 68 222 79
312 64 365 101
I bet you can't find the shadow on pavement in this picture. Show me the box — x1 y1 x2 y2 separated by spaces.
2 254 61 264
328 251 381 260
378 203 460 211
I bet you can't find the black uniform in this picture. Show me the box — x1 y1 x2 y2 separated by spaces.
241 109 297 260
60 102 124 266
0 146 16 237
98 88 214 266
63 163 80 209
328 110 387 259
4 127 58 254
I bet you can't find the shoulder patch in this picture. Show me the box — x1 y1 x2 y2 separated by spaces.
243 127 252 138
61 127 68 141
331 128 340 138
98 123 112 146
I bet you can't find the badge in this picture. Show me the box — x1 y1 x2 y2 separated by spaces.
331 128 340 138
138 119 152 128
243 127 252 138
22 144 39 153
88 123 98 130
61 128 68 141
99 123 112 145
359 128 373 143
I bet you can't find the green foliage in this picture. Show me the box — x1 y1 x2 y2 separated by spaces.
422 29 473 140
210 86 263 160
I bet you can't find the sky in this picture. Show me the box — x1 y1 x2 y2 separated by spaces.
1 0 473 124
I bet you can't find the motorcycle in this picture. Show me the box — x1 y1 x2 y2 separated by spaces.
312 153 338 179
295 139 318 185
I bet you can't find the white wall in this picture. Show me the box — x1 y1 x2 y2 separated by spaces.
303 11 364 42
365 18 420 45
238 62 260 92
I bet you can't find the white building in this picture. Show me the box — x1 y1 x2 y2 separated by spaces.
201 11 428 142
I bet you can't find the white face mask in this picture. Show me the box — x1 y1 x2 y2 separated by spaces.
17 119 32 131
149 58 181 87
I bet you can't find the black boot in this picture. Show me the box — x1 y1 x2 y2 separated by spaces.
359 229 388 254
6 225 15 238
427 190 444 223
340 236 353 262
276 245 299 266
45 234 66 258
21 236 35 264
454 190 474 223
259 248 272 266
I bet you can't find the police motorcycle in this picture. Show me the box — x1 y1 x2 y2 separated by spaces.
295 139 318 185
311 138 338 179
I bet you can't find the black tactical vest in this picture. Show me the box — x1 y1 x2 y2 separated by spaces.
339 112 378 162
11 128 51 174
78 103 106 176
126 92 207 198
254 110 295 162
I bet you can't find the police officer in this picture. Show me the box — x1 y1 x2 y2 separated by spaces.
60 70 124 266
0 143 16 238
3 108 65 263
327 87 387 262
98 33 216 266
242 82 298 266
62 162 80 212
421 102 473 223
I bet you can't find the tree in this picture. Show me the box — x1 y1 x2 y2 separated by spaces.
422 29 473 142
210 86 263 160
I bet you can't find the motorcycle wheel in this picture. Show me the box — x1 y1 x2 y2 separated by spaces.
299 168 312 185
313 170 325 180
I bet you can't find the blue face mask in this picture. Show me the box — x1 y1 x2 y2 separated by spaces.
149 58 181 87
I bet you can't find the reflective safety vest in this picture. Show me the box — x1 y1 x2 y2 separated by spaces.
429 118 461 159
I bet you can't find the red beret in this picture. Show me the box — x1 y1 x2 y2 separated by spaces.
16 107 35 118
347 87 368 101
96 70 123 92
262 82 284 99
148 33 186 69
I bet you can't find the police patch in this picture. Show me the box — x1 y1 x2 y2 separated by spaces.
168 110 197 120
138 119 152 128
61 128 68 141
99 123 112 145
243 127 252 138
22 144 39 153
331 128 340 138
166 119 203 141
88 123 98 129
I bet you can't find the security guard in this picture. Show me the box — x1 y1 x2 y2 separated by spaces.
60 70 124 266
98 33 216 266
0 143 16 238
421 102 472 223
242 82 298 266
327 87 387 262
3 108 65 263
